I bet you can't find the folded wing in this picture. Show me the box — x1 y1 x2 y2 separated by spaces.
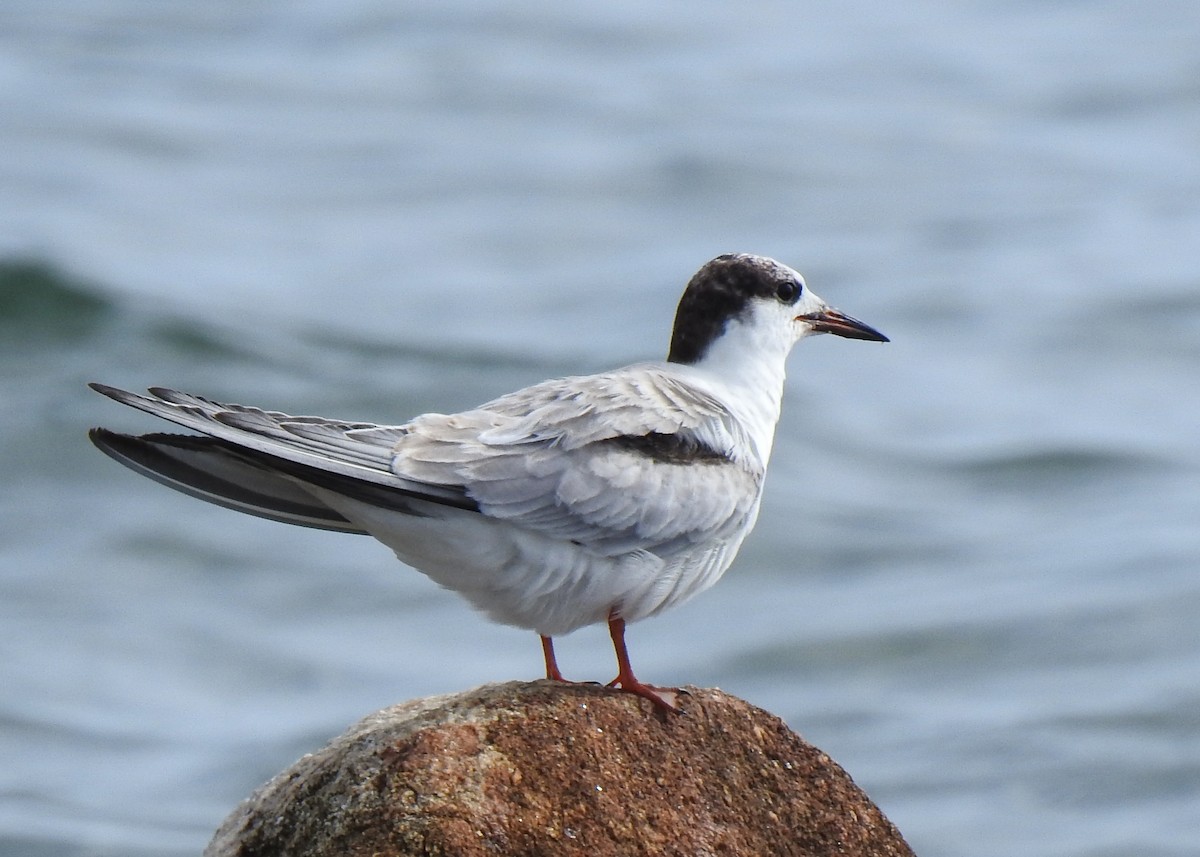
88 384 477 529
90 368 762 557
391 366 764 555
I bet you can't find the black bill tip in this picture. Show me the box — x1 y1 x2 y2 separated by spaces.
798 308 889 342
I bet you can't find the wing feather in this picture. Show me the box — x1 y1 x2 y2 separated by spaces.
92 364 763 559
89 383 470 508
391 365 763 556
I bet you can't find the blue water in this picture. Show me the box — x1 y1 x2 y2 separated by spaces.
3 2 1199 854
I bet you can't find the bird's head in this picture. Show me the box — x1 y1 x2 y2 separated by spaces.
668 253 888 367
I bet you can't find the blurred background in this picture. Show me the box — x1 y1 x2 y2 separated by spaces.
2 2 1198 855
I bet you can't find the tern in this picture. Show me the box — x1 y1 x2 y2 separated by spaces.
89 253 888 711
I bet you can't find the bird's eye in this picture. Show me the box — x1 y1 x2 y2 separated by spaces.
775 281 801 304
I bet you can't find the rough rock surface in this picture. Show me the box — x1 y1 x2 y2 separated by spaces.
205 681 913 857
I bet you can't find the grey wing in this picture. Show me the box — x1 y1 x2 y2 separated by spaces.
91 371 762 554
88 384 477 519
89 427 369 532
392 366 764 555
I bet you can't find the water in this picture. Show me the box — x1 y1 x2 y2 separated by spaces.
3 2 1199 854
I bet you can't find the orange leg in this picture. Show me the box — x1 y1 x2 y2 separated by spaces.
540 635 568 682
604 612 680 712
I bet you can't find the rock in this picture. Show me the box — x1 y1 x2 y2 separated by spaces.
205 681 913 857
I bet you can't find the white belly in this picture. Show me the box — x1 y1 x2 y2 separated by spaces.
307 487 748 636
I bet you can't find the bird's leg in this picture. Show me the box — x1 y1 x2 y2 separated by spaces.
541 635 569 682
604 612 680 712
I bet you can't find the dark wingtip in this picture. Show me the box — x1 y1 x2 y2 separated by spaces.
88 381 138 403
88 426 132 467
88 425 131 455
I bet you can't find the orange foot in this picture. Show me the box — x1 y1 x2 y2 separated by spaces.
604 613 683 713
605 674 681 712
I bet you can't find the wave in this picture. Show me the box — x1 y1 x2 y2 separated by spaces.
0 257 291 365
0 258 115 341
936 445 1176 496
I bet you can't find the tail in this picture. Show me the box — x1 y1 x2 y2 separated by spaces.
89 428 368 533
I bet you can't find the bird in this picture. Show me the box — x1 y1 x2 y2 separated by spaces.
89 253 888 711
